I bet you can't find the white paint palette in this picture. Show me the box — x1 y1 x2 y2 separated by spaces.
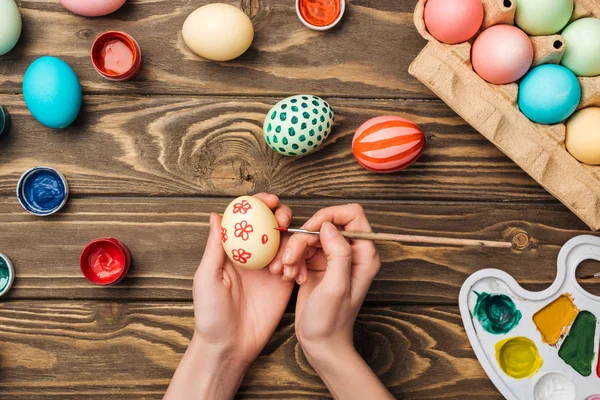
459 235 600 400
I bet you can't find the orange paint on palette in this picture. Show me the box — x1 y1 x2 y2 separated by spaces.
533 294 579 345
91 31 142 81
298 0 342 28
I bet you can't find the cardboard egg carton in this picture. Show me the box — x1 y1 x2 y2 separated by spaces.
409 0 600 230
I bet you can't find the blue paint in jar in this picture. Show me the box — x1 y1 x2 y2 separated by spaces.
17 167 69 216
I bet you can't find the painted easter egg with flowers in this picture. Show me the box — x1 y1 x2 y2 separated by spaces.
263 95 334 156
352 116 425 173
221 196 280 270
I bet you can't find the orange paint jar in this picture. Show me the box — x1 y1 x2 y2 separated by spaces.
91 31 142 81
296 0 345 30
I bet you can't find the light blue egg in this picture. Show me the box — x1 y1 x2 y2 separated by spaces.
23 57 82 129
518 64 581 125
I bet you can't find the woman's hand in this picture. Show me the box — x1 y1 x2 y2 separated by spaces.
281 204 393 400
165 194 294 400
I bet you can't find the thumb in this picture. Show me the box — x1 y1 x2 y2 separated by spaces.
197 213 227 282
319 221 352 295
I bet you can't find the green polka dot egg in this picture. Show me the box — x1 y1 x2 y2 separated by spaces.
263 95 334 156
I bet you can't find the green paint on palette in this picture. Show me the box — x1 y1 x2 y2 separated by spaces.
559 310 597 377
473 292 522 334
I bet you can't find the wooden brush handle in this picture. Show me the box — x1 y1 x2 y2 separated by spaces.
340 231 513 248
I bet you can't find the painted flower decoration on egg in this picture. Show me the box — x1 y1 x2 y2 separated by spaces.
221 196 280 270
263 95 334 156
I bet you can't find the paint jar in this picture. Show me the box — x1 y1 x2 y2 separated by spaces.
0 106 11 138
296 0 345 31
0 253 15 297
91 31 142 81
17 166 69 216
80 238 131 285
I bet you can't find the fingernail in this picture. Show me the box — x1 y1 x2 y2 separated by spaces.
284 265 292 279
299 270 307 284
322 221 338 238
283 248 292 264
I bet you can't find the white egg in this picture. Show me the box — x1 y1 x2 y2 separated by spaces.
0 0 22 56
182 3 254 62
221 196 280 270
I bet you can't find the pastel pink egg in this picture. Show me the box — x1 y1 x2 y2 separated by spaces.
424 0 484 44
352 116 425 174
60 0 126 17
472 25 534 85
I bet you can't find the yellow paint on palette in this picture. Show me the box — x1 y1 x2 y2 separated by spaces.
496 337 543 379
533 294 579 345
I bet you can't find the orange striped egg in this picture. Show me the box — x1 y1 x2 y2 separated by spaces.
352 116 425 173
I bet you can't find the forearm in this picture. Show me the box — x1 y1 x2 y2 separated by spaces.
306 346 394 400
164 335 248 400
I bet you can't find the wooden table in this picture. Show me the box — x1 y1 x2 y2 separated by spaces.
0 1 598 399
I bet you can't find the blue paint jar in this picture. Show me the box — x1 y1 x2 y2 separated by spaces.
0 253 15 297
0 106 11 137
17 166 69 216
518 64 581 125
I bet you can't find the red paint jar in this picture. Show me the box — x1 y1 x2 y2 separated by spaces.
297 0 345 30
91 31 142 81
80 238 131 285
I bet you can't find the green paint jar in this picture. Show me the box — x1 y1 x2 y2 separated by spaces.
0 106 11 138
0 253 15 297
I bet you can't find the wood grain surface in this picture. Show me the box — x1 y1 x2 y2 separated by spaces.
0 95 554 201
2 0 599 399
0 197 597 302
1 0 429 98
0 302 501 400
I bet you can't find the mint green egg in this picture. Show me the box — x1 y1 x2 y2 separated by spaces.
0 0 22 56
515 0 573 35
562 18 600 77
263 95 334 157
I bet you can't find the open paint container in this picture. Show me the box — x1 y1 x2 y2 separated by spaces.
460 235 600 400
0 253 15 297
17 166 69 216
91 31 142 81
80 238 131 285
0 106 11 137
296 0 345 31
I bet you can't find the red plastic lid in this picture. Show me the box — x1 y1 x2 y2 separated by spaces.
91 31 142 81
80 238 131 285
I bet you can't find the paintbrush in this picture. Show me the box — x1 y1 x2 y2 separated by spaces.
275 227 513 249
580 272 600 280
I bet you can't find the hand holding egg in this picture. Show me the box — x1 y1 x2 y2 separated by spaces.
221 194 292 271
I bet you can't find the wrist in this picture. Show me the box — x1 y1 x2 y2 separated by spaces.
300 340 357 373
165 335 249 400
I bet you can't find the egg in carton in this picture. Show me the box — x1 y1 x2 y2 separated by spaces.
409 0 600 230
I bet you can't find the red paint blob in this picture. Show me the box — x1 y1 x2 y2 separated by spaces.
91 31 142 81
299 0 341 27
80 238 131 285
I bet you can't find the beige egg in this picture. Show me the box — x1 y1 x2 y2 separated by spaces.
221 196 280 270
566 107 600 165
182 4 254 62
